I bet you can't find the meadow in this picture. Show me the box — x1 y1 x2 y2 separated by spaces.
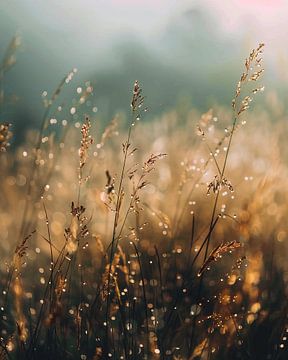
0 40 288 359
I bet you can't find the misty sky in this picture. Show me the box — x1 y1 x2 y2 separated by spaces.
1 0 288 132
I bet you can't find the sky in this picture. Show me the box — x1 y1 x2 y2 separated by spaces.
1 0 288 131
2 0 288 70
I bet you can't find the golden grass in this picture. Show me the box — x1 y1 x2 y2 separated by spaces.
0 42 288 359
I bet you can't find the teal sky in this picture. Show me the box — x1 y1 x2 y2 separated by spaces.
1 0 288 135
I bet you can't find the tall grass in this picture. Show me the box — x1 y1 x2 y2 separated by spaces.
1 41 288 360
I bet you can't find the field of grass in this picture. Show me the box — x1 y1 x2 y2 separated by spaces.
1 40 288 359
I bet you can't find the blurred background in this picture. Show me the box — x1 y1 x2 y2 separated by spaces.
1 0 288 138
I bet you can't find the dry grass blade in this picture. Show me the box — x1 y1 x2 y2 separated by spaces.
198 240 242 276
189 338 208 359
79 116 94 170
0 123 12 152
131 80 144 112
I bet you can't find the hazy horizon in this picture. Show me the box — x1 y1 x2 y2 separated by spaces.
1 0 288 137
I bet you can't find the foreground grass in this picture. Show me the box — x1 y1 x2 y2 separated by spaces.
0 42 288 359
